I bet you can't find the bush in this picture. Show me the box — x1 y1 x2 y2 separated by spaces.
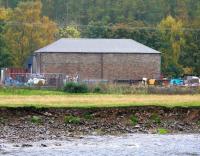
83 112 93 120
93 86 102 93
64 115 81 124
0 117 6 124
31 116 42 124
130 114 138 126
63 82 88 93
150 113 161 124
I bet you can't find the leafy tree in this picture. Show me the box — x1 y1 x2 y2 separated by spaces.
4 0 58 67
1 0 200 77
83 21 112 38
0 0 19 8
59 25 80 38
0 7 12 68
180 30 200 75
158 16 185 77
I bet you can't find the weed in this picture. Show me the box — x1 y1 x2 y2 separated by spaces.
150 113 161 124
83 112 93 120
130 115 138 126
197 120 200 126
157 128 168 134
31 116 42 124
64 115 81 124
0 117 5 124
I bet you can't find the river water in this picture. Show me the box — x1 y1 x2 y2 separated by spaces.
1 134 200 156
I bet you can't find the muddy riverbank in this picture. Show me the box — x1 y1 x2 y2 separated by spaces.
0 107 200 142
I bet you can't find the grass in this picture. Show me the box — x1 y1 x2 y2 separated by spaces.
130 115 138 126
0 117 6 124
0 88 65 95
83 112 93 120
64 115 81 124
30 116 42 124
0 94 199 108
157 128 169 134
150 113 161 124
0 87 199 108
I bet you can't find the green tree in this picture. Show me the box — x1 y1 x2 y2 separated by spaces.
5 0 58 67
158 16 185 77
83 21 112 38
59 25 80 38
0 7 12 68
180 30 200 75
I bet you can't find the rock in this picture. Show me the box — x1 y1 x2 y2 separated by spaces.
44 112 52 116
186 110 200 121
22 144 32 147
13 144 20 147
134 124 140 128
41 144 47 147
177 125 184 131
55 143 62 146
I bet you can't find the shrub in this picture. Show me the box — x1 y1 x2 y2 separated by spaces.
130 115 138 126
93 86 102 93
63 82 88 93
157 128 169 134
83 112 93 120
0 117 5 124
64 115 81 124
150 113 161 124
31 116 42 124
197 120 200 126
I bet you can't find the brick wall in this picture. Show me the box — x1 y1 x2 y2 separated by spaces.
34 52 161 80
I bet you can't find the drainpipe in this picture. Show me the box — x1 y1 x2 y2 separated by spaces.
101 53 104 80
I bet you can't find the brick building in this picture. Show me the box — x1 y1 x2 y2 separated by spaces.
33 38 161 81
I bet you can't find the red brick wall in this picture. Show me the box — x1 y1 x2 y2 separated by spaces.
34 52 161 80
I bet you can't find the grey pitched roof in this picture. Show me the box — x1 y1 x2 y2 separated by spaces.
35 38 160 54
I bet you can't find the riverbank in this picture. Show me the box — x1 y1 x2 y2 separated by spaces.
0 107 200 142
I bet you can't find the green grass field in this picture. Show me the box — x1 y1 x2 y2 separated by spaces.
0 94 199 108
0 88 199 108
0 88 65 95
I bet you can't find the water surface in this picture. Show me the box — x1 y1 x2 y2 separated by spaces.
1 134 200 156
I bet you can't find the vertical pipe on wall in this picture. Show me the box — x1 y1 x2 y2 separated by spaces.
101 53 104 80
39 53 42 74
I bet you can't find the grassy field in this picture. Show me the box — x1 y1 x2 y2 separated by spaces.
0 88 65 95
0 94 200 108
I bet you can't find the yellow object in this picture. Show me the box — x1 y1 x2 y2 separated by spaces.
149 79 156 85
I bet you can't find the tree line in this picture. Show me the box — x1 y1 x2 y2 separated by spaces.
0 0 199 77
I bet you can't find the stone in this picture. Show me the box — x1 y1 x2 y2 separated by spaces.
22 144 32 147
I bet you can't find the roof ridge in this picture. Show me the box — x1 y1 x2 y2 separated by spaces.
35 38 160 54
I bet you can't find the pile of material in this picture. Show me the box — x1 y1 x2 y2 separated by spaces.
27 78 46 86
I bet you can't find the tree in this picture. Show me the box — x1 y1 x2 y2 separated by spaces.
158 16 185 77
0 7 12 68
4 0 58 67
59 25 80 38
83 21 112 38
180 30 200 75
0 0 20 8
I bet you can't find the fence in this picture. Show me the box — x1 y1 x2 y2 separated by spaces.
3 73 66 88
